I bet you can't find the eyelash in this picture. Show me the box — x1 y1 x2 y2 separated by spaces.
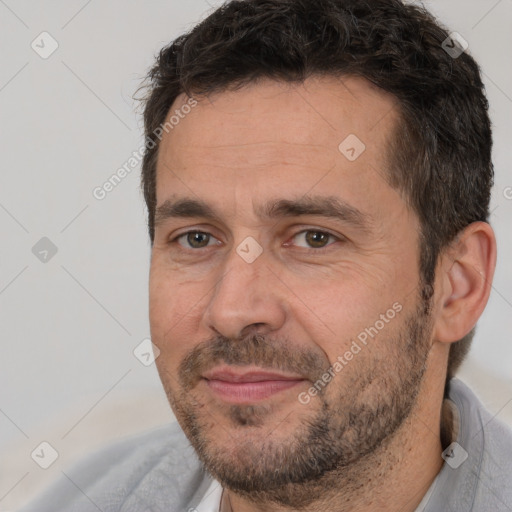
170 229 342 252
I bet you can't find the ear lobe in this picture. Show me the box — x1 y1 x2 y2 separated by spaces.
434 222 496 344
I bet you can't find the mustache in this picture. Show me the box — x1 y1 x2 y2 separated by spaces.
178 333 330 391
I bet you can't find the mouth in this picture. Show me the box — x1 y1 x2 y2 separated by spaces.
202 366 306 403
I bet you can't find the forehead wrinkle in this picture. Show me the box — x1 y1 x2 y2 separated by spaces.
181 140 335 150
161 142 338 183
171 140 337 166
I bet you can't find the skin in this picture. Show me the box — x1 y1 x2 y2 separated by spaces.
149 76 496 511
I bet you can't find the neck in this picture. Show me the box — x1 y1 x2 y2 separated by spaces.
221 381 446 512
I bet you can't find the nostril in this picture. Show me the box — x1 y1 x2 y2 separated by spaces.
240 323 268 338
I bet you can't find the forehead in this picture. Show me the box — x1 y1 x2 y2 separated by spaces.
155 76 401 217
161 75 396 151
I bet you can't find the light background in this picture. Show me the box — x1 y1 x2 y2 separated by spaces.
1 0 511 509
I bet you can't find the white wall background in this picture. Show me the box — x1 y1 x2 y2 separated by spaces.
0 0 511 509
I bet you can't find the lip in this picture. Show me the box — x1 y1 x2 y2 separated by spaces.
202 366 306 403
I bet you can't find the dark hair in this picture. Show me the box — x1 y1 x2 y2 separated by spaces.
137 0 493 383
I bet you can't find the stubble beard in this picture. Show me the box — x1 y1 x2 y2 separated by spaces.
160 299 433 508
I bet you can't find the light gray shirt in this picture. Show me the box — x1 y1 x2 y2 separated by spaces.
22 379 512 511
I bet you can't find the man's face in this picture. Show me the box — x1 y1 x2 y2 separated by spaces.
149 77 433 502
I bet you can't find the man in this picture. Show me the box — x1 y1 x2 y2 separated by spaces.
23 0 512 510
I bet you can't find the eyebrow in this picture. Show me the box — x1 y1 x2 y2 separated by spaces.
154 196 372 233
258 196 371 232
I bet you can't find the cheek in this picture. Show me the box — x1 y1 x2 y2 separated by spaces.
150 251 206 315
149 263 207 360
289 275 407 367
285 266 394 328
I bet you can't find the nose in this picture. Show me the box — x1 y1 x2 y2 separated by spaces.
202 243 287 340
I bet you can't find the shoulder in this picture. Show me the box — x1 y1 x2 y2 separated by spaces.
449 378 512 460
452 379 512 506
21 422 212 512
428 379 512 511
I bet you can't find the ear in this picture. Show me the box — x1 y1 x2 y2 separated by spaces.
433 222 497 344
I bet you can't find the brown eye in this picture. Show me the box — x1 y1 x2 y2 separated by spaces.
176 231 212 248
188 232 210 248
305 231 331 248
290 230 337 249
